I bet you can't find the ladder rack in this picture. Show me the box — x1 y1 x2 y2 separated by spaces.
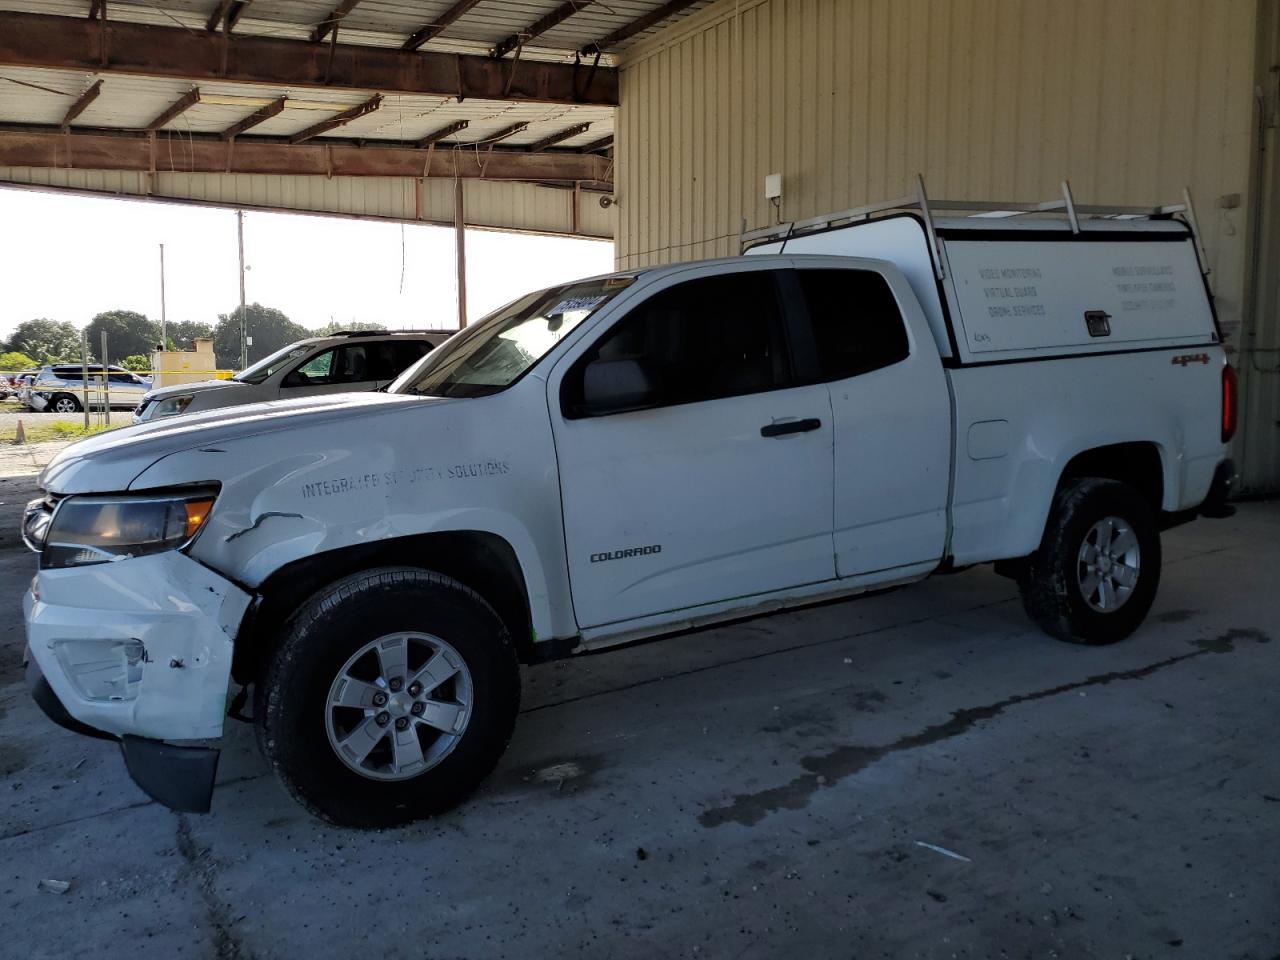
740 175 1209 282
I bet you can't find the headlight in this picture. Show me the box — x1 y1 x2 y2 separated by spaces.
42 489 217 569
150 394 195 419
22 497 54 551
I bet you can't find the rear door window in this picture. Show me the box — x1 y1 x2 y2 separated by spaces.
796 269 910 380
365 340 432 381
335 345 370 383
393 339 433 371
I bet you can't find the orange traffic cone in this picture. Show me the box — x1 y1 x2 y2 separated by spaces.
13 418 25 445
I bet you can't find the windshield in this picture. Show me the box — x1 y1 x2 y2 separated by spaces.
391 277 634 399
233 343 313 384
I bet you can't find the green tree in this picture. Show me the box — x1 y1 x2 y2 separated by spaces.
85 310 160 363
120 354 152 373
311 320 386 337
7 318 82 363
0 350 36 371
213 304 311 369
165 319 216 351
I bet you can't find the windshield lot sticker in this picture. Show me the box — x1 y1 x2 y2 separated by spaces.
548 295 606 315
301 460 510 499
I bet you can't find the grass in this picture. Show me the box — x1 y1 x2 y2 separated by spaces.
0 420 121 444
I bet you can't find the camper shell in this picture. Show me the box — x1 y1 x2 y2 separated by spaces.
743 179 1220 366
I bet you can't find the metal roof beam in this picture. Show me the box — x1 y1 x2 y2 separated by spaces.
0 126 614 182
580 0 700 54
416 118 469 148
0 11 617 106
577 134 612 154
289 94 381 143
493 1 596 59
311 0 362 44
526 121 590 152
144 87 200 131
207 0 252 33
220 95 285 139
470 121 528 145
402 0 483 51
60 78 102 128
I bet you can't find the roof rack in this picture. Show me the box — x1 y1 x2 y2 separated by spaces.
740 175 1208 282
331 329 456 338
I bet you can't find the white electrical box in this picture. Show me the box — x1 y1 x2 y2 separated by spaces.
763 173 782 200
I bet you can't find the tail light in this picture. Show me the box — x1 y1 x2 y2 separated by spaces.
1222 363 1238 443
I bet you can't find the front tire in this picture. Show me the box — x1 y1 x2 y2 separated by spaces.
256 567 520 828
50 394 81 414
1018 478 1161 645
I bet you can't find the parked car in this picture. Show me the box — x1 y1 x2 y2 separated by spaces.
9 370 37 405
26 364 148 413
133 330 452 423
22 205 1235 826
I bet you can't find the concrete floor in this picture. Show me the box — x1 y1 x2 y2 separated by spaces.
1 473 1277 960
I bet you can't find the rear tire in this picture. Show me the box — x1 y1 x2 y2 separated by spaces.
256 567 520 828
1018 478 1160 645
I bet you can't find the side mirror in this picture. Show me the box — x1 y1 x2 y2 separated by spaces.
581 358 655 415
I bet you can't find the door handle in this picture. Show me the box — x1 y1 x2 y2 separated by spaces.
760 417 821 438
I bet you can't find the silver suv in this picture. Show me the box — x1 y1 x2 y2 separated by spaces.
28 364 149 414
134 330 452 423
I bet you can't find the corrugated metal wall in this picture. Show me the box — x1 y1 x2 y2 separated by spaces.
0 167 614 239
616 0 1277 490
1241 0 1280 492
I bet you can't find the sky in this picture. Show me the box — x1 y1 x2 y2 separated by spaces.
0 186 615 342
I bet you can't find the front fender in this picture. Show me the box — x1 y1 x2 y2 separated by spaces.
198 504 562 641
129 388 575 642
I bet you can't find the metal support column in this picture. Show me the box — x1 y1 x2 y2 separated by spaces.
158 242 168 350
454 179 467 329
80 331 90 429
236 210 248 369
99 330 110 426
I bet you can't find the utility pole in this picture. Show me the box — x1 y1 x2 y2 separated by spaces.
158 242 167 352
454 179 467 329
80 330 90 430
236 210 248 369
100 330 110 427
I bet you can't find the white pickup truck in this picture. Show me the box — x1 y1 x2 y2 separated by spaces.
22 191 1236 827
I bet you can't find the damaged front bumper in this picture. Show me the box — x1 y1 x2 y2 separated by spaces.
23 551 251 812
